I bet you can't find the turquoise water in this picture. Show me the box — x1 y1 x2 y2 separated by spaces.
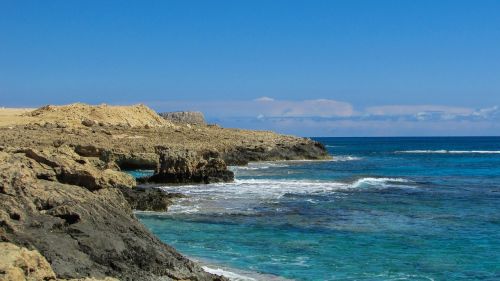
138 137 500 281
124 169 154 179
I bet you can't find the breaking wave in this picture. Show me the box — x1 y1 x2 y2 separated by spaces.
201 265 291 281
231 156 361 171
159 177 414 214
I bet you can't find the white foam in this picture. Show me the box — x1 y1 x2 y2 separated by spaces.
331 155 362 161
230 156 360 173
396 150 500 154
352 177 412 189
202 266 257 281
230 162 290 171
201 264 292 281
159 177 413 214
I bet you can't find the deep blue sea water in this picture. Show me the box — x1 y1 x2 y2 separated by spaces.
137 137 500 281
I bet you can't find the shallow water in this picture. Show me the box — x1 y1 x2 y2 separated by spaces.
138 137 500 280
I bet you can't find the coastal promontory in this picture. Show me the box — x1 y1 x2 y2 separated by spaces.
0 103 329 280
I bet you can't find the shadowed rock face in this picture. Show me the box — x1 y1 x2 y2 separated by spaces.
159 111 206 125
149 148 234 184
0 148 226 281
119 186 184 212
222 139 329 165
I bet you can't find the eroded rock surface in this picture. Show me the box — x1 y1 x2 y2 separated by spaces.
27 103 173 128
119 186 184 212
0 103 329 280
0 149 226 281
0 242 57 281
0 242 118 281
149 148 234 184
0 104 329 169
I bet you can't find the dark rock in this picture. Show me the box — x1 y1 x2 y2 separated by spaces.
74 144 102 157
81 119 97 127
149 148 234 184
222 138 329 165
119 186 183 212
0 149 226 281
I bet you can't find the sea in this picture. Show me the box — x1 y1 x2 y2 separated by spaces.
135 137 500 281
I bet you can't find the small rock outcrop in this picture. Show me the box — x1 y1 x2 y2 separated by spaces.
149 148 234 184
222 140 329 165
119 186 183 212
159 111 206 125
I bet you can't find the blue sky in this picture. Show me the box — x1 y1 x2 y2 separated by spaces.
1 0 499 136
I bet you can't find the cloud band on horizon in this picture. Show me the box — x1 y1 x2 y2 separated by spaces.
146 97 500 136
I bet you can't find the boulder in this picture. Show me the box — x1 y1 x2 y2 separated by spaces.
119 186 184 212
81 119 96 127
149 148 234 184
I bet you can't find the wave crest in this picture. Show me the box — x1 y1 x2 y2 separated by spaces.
159 177 414 214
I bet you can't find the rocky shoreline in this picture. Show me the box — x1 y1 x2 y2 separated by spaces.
0 103 329 280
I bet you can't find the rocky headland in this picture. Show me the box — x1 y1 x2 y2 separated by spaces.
0 103 329 280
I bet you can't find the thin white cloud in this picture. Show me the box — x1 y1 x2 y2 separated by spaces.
363 104 500 122
254 96 275 102
471 106 499 119
256 99 354 118
146 99 500 136
150 98 355 118
365 105 473 116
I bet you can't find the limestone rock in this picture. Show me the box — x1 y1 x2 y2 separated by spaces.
0 242 56 281
26 103 174 128
0 242 120 281
159 111 206 125
149 148 234 184
20 146 136 191
0 150 225 281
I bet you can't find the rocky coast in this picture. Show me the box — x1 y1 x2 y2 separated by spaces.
0 103 329 280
